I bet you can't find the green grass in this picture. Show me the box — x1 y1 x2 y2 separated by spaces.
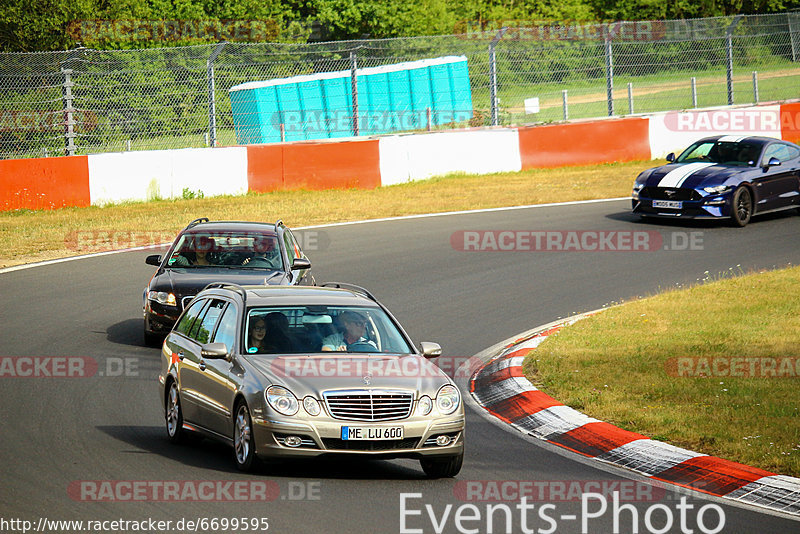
523 266 800 476
0 159 650 267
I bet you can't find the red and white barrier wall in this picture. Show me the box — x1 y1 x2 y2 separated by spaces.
2 102 799 211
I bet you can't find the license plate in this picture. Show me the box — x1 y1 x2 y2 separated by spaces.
341 426 404 440
652 200 682 209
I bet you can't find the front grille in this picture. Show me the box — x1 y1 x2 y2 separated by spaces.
323 389 414 421
641 187 701 201
322 437 420 451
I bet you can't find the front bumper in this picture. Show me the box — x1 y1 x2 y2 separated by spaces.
251 413 465 460
631 193 732 219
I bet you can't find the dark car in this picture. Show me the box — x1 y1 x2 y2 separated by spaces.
632 136 800 226
143 218 313 345
158 283 464 477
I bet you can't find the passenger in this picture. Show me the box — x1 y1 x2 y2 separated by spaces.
247 316 268 353
262 312 295 353
321 311 377 352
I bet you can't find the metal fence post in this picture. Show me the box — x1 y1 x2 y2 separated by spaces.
627 83 634 114
61 68 76 157
691 77 698 108
562 90 568 121
489 27 509 127
788 12 799 62
752 71 759 104
207 42 227 148
726 15 743 106
605 37 614 116
350 49 359 136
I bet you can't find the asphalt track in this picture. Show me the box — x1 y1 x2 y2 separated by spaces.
1 199 799 534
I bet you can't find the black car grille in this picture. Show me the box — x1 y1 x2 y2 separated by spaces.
641 187 701 201
323 390 414 421
321 437 420 451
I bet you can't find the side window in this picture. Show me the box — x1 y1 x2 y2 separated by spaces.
175 299 207 337
193 299 227 344
212 304 237 351
764 143 796 163
283 229 297 265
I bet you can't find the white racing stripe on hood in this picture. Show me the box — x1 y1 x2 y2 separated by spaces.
657 162 715 188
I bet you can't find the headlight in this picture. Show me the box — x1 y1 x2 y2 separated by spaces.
148 291 176 306
436 385 460 415
266 386 299 416
703 185 731 194
303 396 321 416
632 183 644 199
416 395 432 416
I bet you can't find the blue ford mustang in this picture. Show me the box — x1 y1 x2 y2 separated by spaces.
632 135 800 226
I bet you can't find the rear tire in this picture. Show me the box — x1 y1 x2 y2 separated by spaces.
420 451 463 478
730 186 752 227
233 401 256 472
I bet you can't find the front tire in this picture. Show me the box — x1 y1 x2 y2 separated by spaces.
233 401 256 472
165 380 185 444
731 186 752 227
420 451 463 478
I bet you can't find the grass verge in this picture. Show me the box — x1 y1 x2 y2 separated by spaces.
523 266 800 476
0 159 649 268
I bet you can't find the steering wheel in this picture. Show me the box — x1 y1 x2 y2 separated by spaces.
347 341 376 353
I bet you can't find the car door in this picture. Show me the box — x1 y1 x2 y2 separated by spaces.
178 298 236 438
166 297 210 424
755 143 800 211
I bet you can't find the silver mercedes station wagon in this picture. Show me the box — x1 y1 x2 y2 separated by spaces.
157 283 465 477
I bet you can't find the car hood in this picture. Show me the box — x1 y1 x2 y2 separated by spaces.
643 163 746 189
150 268 288 296
246 353 454 398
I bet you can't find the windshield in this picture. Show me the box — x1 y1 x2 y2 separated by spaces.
676 140 760 166
245 306 414 355
166 231 282 269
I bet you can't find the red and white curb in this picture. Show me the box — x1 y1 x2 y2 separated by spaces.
468 312 800 516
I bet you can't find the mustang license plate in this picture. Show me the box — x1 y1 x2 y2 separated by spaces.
652 200 682 209
341 426 404 440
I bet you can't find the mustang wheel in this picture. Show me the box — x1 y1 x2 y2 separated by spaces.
420 450 463 478
731 186 752 227
166 380 184 444
234 401 256 471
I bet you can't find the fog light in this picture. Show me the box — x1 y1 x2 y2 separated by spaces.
435 435 452 447
284 435 302 448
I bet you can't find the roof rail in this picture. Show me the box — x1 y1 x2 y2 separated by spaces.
202 282 247 303
186 217 209 229
319 282 377 302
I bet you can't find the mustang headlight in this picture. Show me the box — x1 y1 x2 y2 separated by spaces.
303 396 321 416
632 183 645 199
436 385 460 416
703 185 731 194
266 386 299 416
416 395 432 416
148 291 176 307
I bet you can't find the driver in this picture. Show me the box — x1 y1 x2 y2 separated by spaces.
321 311 377 352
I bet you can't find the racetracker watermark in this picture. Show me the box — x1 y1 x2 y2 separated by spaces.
272 110 472 133
0 110 97 133
400 492 725 534
68 480 319 502
455 20 666 41
451 231 704 252
64 229 329 253
453 480 664 502
664 108 800 133
268 355 483 380
0 357 138 378
666 357 800 378
66 19 281 42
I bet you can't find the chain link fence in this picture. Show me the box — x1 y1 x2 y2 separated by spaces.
1 13 799 159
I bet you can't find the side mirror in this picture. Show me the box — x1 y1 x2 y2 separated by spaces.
291 257 312 270
201 343 229 359
146 254 162 266
666 153 676 163
420 342 442 359
764 156 781 169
